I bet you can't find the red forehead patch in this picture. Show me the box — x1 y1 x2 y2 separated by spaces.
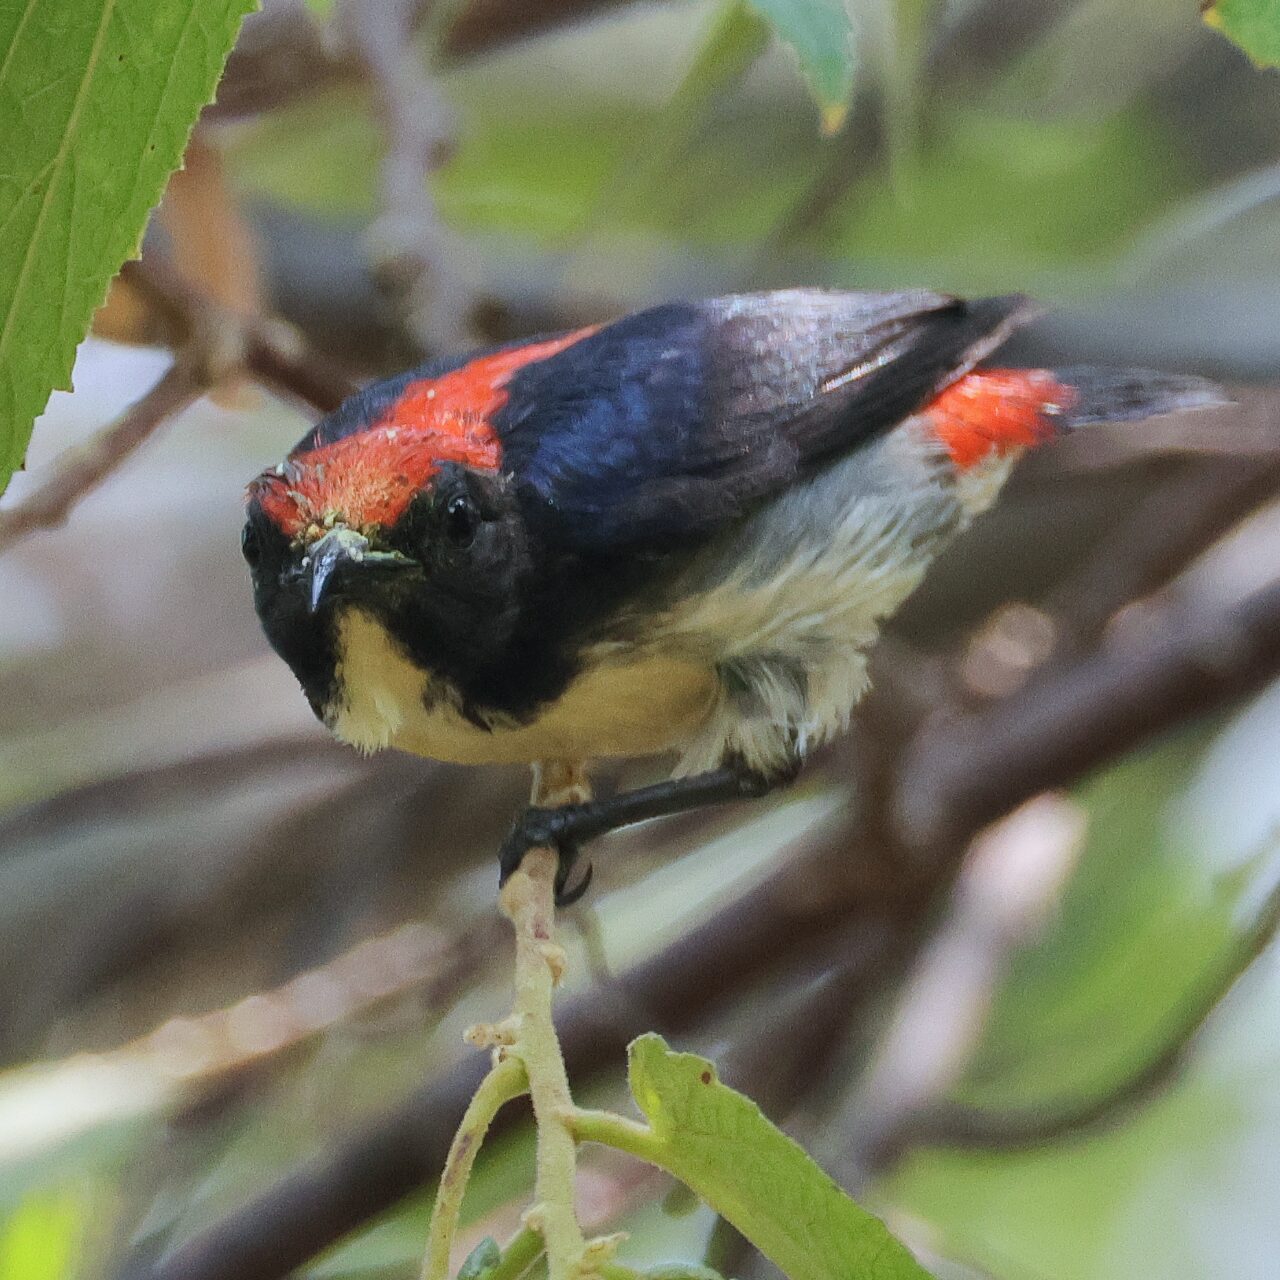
927 369 1078 470
251 327 598 538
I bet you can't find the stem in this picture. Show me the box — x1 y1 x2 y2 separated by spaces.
487 1226 544 1280
565 1110 663 1166
420 1056 529 1280
499 846 586 1280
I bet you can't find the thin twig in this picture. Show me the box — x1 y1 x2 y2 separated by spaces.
420 1056 529 1280
0 358 205 555
135 820 855 1280
122 256 358 415
0 244 357 559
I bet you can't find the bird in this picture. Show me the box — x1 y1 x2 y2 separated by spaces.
243 288 1222 901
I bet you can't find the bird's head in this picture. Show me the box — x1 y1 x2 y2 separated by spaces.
242 351 552 722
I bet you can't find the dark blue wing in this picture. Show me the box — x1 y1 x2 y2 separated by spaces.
494 288 1035 551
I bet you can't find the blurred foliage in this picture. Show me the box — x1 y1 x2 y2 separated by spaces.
0 1193 83 1280
226 0 1204 304
1205 0 1280 67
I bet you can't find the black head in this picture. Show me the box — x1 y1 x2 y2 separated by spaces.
243 460 533 720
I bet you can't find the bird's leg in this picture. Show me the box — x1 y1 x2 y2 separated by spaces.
499 756 802 905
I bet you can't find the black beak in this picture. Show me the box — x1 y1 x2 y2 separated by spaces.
305 527 371 613
304 528 414 613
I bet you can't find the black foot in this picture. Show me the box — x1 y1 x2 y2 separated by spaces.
498 805 595 907
495 757 802 908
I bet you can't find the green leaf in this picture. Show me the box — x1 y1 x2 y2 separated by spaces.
0 1192 82 1280
0 0 258 497
457 1236 502 1280
1203 0 1280 67
624 1035 933 1280
747 0 856 133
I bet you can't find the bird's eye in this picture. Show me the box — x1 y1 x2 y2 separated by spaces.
241 522 262 569
444 494 480 547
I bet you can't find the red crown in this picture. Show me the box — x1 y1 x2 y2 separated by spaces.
251 327 596 538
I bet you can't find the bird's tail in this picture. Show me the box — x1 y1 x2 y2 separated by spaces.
1050 365 1228 428
927 365 1227 471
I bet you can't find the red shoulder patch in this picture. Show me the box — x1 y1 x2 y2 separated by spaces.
252 327 597 538
927 369 1077 470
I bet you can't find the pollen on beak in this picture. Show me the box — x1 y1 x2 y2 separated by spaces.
305 527 371 613
303 527 414 613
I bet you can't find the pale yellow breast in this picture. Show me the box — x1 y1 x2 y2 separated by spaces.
329 609 717 765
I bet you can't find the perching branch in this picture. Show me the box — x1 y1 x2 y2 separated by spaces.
436 761 625 1280
136 830 857 1280
495 849 593 1279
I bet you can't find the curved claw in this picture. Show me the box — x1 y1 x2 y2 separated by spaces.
497 805 590 907
555 860 593 908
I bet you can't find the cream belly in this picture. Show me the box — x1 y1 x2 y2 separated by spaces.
329 609 718 765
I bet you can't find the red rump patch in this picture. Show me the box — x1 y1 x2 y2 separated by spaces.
928 369 1078 470
253 328 598 537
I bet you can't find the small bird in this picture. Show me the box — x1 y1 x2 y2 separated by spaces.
244 289 1221 899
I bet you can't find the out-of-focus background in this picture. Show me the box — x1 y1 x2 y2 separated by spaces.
3 1 1280 1278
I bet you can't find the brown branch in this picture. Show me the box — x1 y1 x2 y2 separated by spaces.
439 0 635 60
0 359 205 555
336 0 480 354
1040 433 1280 653
954 448 1280 704
0 246 357 559
208 0 639 123
894 572 1280 854
122 256 358 415
242 318 359 416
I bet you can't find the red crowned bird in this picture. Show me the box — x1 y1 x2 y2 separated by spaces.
243 289 1222 899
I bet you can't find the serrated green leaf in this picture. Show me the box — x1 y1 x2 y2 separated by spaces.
1203 0 1280 67
625 1035 933 1280
0 0 258 497
747 0 856 132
